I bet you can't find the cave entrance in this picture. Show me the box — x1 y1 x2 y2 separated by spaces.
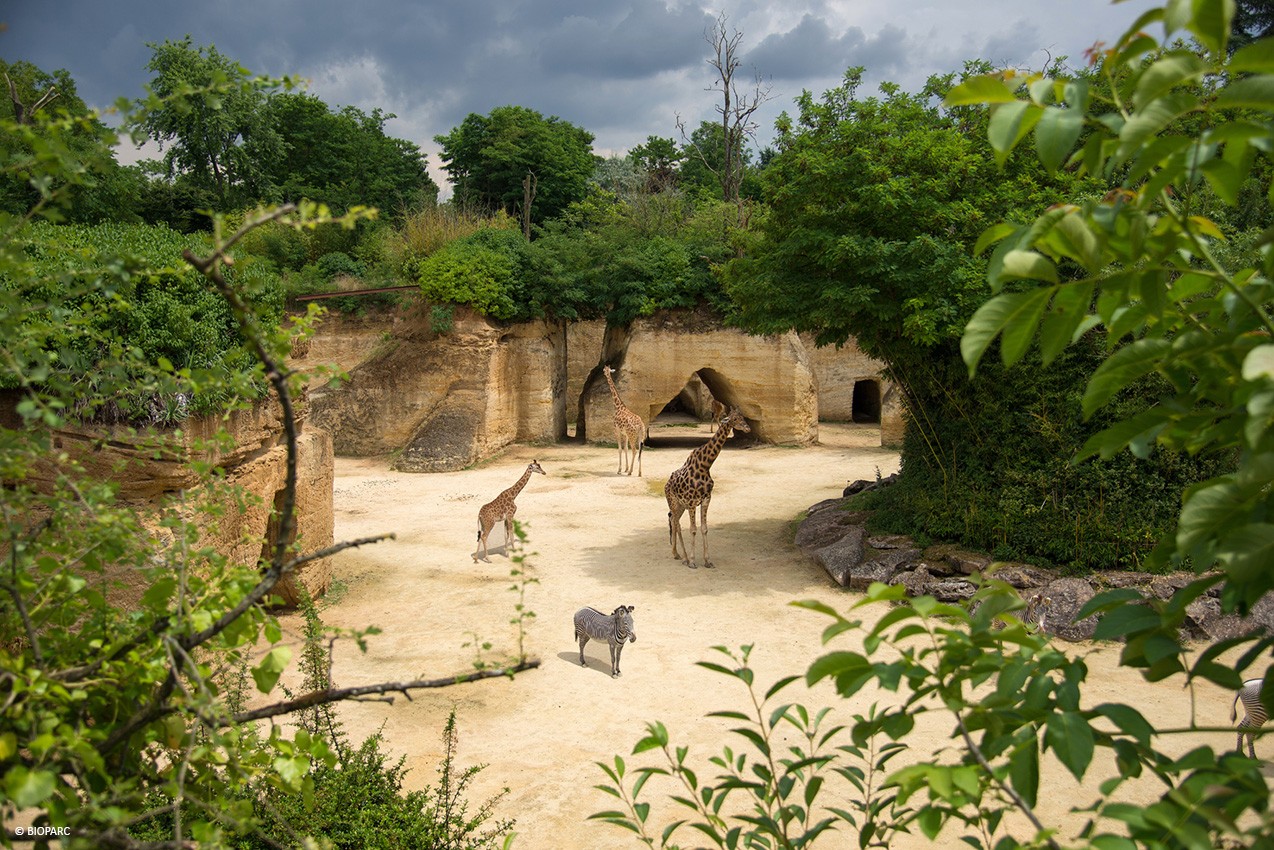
649 368 743 448
258 487 296 570
851 379 881 424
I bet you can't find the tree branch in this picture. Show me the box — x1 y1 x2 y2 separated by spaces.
230 660 541 725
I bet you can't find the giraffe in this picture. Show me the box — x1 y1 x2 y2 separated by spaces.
664 407 750 568
709 399 725 434
474 460 545 563
602 365 648 477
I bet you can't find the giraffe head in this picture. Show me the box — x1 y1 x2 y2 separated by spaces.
722 408 751 435
529 459 546 476
603 365 614 378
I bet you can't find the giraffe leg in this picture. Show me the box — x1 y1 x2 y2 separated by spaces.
668 506 689 565
700 497 713 568
503 514 515 556
687 505 699 569
636 436 643 477
617 434 625 474
476 519 493 563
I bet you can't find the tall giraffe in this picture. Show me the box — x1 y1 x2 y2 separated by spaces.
602 365 648 477
664 408 750 568
474 460 545 563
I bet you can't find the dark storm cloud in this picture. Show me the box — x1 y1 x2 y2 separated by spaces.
4 0 1164 181
748 14 907 81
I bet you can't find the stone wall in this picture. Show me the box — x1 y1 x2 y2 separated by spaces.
581 310 818 445
13 397 334 608
309 304 566 472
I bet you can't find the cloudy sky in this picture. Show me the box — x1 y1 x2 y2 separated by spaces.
6 0 1160 194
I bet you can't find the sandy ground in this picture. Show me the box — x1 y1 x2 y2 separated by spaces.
268 421 1262 849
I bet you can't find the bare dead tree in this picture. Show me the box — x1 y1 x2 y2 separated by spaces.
6 71 59 125
678 11 773 224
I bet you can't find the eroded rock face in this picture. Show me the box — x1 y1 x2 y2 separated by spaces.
309 305 566 472
12 397 334 609
583 310 819 445
794 497 1274 643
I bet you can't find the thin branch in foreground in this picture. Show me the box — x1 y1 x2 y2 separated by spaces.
230 660 542 725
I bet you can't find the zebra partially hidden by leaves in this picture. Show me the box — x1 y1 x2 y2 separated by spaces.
574 605 636 678
1232 677 1268 758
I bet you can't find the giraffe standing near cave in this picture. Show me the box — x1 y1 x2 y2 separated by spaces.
709 399 725 434
603 365 647 477
474 460 545 563
664 407 750 568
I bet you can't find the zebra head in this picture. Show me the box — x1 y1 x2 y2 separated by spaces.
612 605 636 643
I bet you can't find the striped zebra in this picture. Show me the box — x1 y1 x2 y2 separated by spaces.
574 605 636 678
1232 678 1268 758
1023 593 1052 634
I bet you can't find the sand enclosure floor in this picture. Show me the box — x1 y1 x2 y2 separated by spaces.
268 422 1257 849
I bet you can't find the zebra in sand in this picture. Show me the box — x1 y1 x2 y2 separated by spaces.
574 605 636 678
1232 677 1269 758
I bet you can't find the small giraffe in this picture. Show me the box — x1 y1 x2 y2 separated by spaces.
474 460 545 563
664 408 750 568
602 365 648 477
709 399 725 434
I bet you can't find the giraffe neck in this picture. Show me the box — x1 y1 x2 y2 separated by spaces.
692 421 733 470
603 370 624 410
507 467 534 498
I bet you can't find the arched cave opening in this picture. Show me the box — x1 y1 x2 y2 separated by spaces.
649 368 750 449
851 379 881 424
258 487 296 574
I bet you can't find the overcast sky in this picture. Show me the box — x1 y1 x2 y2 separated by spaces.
6 1 1160 194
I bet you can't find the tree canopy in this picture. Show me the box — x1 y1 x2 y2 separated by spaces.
434 105 596 226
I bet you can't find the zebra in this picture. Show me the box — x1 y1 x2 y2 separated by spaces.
574 605 636 678
1232 677 1268 758
1023 593 1052 634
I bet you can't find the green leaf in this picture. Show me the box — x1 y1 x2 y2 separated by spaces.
1219 523 1274 583
1231 38 1274 72
961 288 1054 374
5 767 57 809
1008 739 1039 808
974 222 1019 257
1034 105 1084 174
1039 282 1095 365
1187 0 1234 56
988 102 1044 166
1081 339 1171 417
943 75 1021 106
1132 52 1206 109
1216 74 1274 110
251 646 292 693
1045 711 1095 780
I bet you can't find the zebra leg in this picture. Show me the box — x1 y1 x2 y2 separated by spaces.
577 632 589 667
611 639 622 678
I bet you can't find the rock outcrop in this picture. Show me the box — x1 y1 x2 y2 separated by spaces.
308 304 567 472
796 497 1274 643
581 310 819 445
14 396 334 608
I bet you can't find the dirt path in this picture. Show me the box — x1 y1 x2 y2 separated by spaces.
269 422 1251 849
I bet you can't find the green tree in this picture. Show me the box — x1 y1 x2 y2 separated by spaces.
263 92 438 218
0 59 142 223
1 70 535 850
627 135 683 192
599 8 1274 848
133 37 286 214
434 105 596 226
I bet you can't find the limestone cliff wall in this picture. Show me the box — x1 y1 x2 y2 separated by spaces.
582 311 819 445
11 396 334 608
308 304 566 472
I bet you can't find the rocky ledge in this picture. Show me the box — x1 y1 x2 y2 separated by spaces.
796 497 1274 643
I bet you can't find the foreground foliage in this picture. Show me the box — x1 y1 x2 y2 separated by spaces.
598 3 1274 848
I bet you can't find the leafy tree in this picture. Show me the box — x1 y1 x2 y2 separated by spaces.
599 8 1274 849
133 37 287 214
0 59 141 223
262 92 438 218
434 105 596 226
1 71 535 850
627 135 683 192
